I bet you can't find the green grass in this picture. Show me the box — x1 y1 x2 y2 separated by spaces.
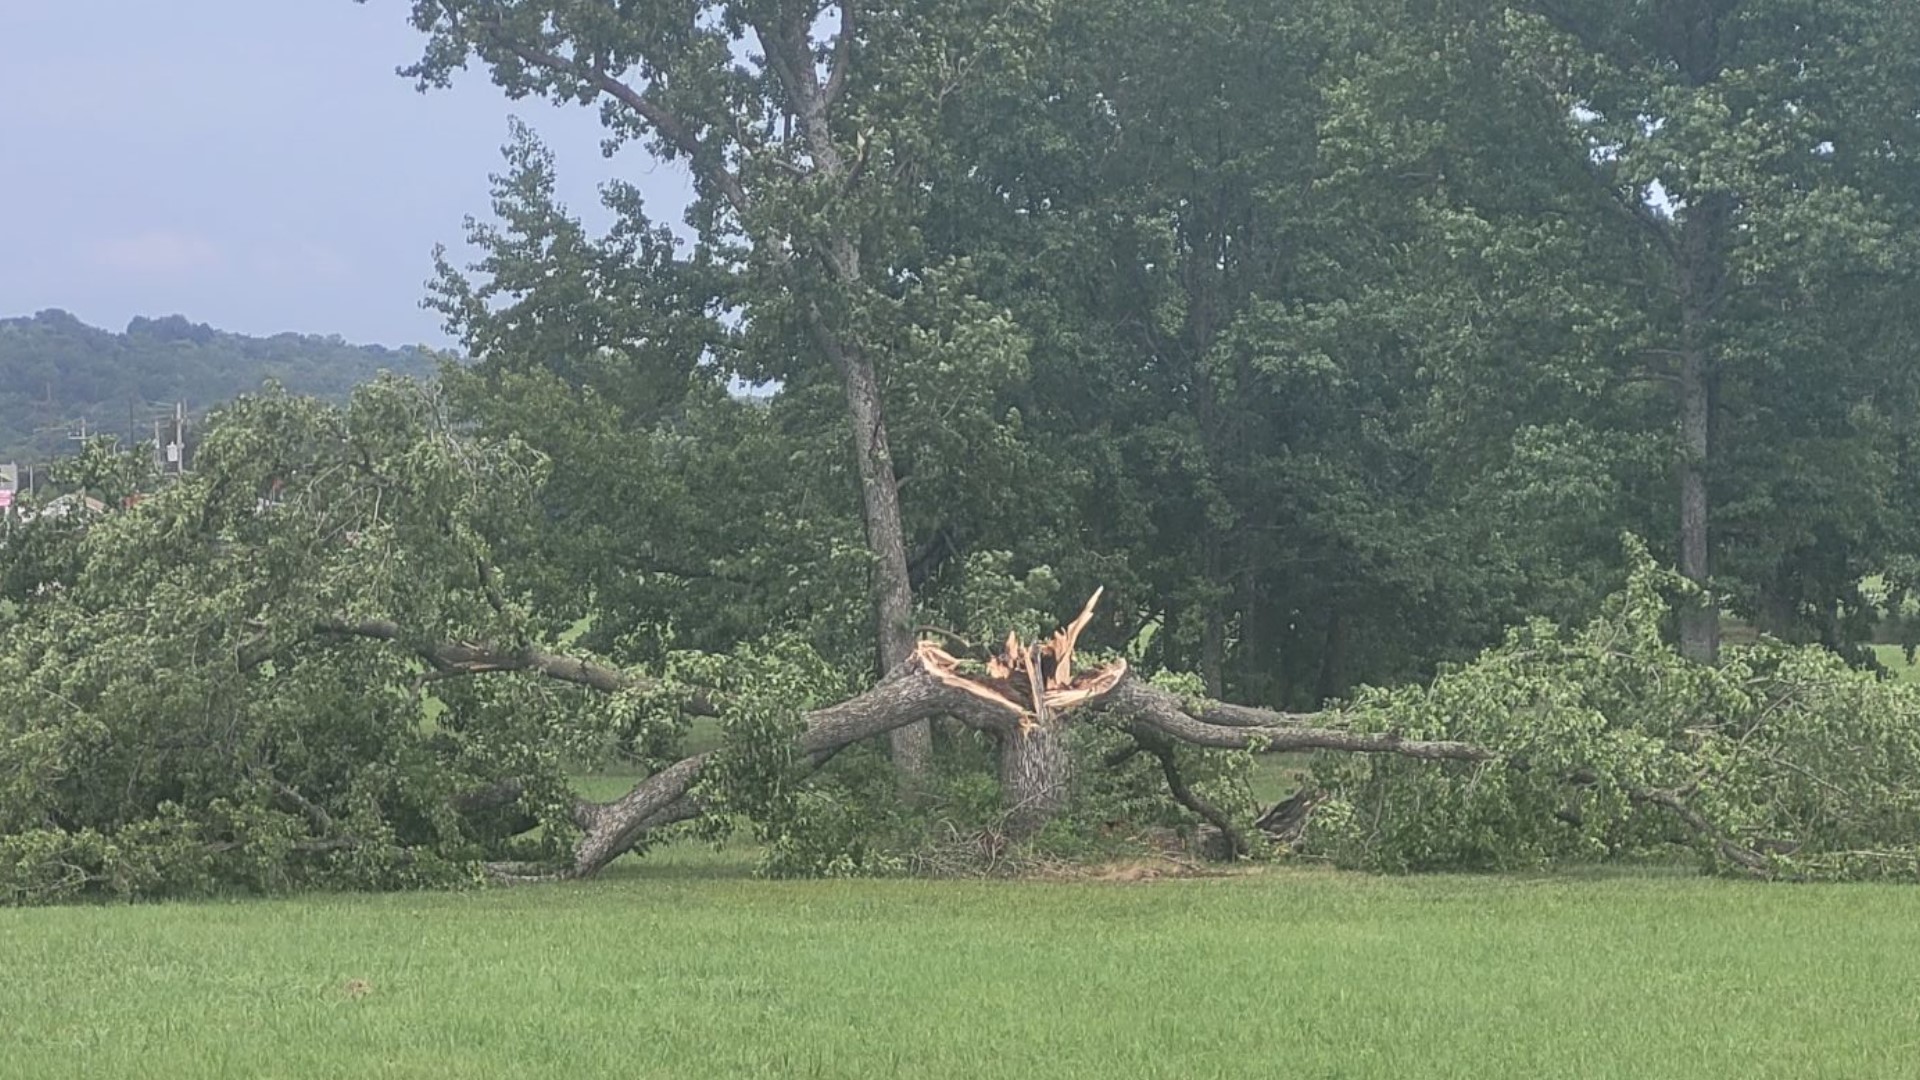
1872 643 1920 684
5 864 1920 1079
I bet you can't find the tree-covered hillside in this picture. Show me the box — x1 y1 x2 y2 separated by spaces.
0 309 439 461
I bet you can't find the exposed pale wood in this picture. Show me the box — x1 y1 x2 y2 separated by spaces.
917 642 1027 724
912 593 1128 732
913 637 1129 730
1043 662 1128 710
987 631 1018 681
1046 586 1104 689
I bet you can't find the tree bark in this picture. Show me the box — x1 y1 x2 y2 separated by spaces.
1200 605 1227 699
1675 343 1717 663
1675 192 1729 665
766 2 930 775
1315 607 1349 704
998 717 1072 837
1667 1 1729 666
818 329 931 775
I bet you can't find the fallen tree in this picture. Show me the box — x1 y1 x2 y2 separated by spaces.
314 589 1505 880
9 387 1920 903
510 549 1920 883
311 572 1920 885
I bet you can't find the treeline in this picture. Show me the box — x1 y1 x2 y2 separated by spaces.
0 309 438 461
421 0 1920 709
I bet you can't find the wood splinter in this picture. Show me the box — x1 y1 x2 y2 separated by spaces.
918 589 1126 731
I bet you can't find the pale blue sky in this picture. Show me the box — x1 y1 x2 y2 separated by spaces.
0 2 693 347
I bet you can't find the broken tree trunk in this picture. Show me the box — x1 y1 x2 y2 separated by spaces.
323 594 1772 880
541 590 1512 875
557 638 1089 878
922 588 1126 835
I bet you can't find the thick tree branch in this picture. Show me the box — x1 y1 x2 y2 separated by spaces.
822 2 854 109
1106 679 1500 762
1187 699 1330 729
563 648 1035 876
1629 785 1770 874
1583 158 1679 258
312 617 718 715
263 776 339 839
1130 727 1247 858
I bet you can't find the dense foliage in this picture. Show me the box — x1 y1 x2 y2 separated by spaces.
0 309 438 462
0 382 570 901
1310 542 1920 878
5 0 1920 899
412 0 1920 704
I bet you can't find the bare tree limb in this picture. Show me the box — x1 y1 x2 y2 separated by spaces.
1129 727 1247 858
1629 785 1771 874
1106 679 1500 762
822 2 854 109
1187 699 1331 729
312 618 719 715
263 776 338 838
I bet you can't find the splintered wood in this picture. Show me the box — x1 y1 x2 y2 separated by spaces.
918 589 1127 730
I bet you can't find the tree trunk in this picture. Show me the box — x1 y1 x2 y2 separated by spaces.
1675 193 1729 665
998 718 1071 837
1316 607 1349 704
820 328 931 775
1667 0 1728 667
1200 606 1226 699
1233 561 1266 704
768 21 931 777
1674 357 1720 661
1676 343 1716 663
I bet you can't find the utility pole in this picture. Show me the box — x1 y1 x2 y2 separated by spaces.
160 402 188 476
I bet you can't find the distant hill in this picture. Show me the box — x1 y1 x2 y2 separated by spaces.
0 310 442 462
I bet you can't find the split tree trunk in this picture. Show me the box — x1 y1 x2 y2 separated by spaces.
332 597 1376 865
345 597 1771 881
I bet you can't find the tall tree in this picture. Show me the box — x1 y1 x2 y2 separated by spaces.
376 0 1047 772
1320 0 1920 663
922 0 1626 706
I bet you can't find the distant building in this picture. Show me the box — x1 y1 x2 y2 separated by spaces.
23 493 108 521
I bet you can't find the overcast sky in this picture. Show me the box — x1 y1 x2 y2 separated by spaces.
0 2 694 347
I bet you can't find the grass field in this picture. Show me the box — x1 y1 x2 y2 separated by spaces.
4 858 1920 1079
6 631 1916 1077
1873 643 1920 684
